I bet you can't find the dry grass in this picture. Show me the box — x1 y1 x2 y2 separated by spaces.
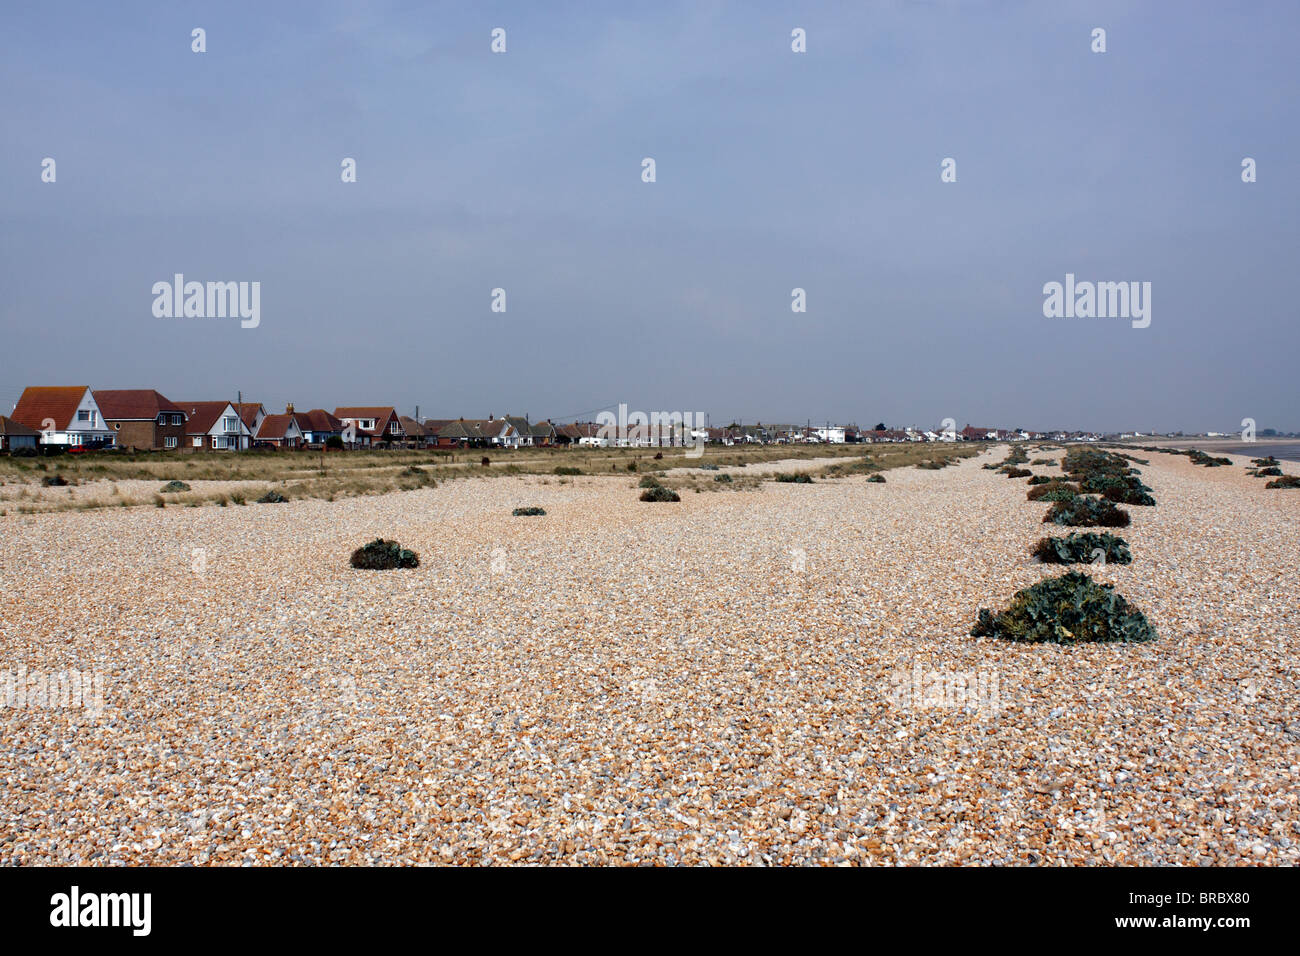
0 442 1003 515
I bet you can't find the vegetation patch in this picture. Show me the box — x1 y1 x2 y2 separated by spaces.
1250 466 1282 477
350 538 420 570
1188 450 1232 467
1033 532 1132 565
512 506 546 516
1027 481 1079 501
553 466 582 476
867 474 886 483
1027 475 1053 485
640 485 680 502
1265 475 1300 489
257 490 288 504
159 480 191 493
971 571 1157 643
638 475 662 489
1043 495 1130 527
714 473 732 483
42 475 69 487
773 472 813 484
1102 485 1157 506
1004 467 1032 479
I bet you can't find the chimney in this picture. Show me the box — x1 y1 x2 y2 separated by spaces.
286 403 294 414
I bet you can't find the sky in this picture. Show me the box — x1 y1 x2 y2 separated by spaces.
1 0 1297 433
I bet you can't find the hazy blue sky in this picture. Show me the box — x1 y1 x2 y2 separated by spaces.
2 1 1296 432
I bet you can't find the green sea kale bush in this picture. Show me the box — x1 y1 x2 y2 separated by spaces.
1250 456 1279 467
971 571 1157 643
257 490 287 503
350 538 419 570
512 506 546 516
640 485 680 502
1027 475 1053 485
1265 475 1300 489
1102 485 1157 506
867 474 886 483
1038 488 1078 502
553 466 582 476
1043 495 1130 527
160 480 190 493
1251 466 1282 477
774 472 813 483
714 473 732 483
698 463 719 471
1026 481 1079 501
1033 532 1132 565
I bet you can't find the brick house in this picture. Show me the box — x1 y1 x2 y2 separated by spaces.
92 389 188 451
334 407 404 447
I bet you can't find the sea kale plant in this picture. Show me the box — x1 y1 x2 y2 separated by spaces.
1032 532 1132 565
971 571 1157 644
1043 495 1131 528
350 538 419 570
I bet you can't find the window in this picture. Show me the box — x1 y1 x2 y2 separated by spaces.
164 436 177 449
390 421 399 434
192 437 202 447
223 416 238 432
158 415 166 425
77 409 92 422
172 414 183 426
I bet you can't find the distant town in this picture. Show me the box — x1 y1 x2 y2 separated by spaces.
0 385 1293 453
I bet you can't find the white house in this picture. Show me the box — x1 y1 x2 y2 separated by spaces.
179 401 256 450
10 386 116 447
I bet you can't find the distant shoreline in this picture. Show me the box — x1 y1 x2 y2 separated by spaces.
1118 437 1300 463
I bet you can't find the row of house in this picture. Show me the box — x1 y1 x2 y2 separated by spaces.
4 387 591 452
4 388 1099 452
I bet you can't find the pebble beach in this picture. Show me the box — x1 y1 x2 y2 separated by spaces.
1 447 1297 865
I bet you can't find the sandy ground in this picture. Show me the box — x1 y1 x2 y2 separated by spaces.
1 447 1297 865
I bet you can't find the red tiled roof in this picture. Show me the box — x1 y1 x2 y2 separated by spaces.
297 409 343 432
334 407 396 420
11 386 91 431
92 389 184 421
234 403 263 428
178 401 237 435
256 413 297 441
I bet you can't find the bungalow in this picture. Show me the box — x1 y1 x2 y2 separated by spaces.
92 389 187 451
179 401 255 450
334 407 404 447
11 386 116 447
294 408 345 445
502 416 535 447
398 416 428 447
255 413 304 448
0 415 40 451
435 417 519 448
530 421 557 446
960 425 999 441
